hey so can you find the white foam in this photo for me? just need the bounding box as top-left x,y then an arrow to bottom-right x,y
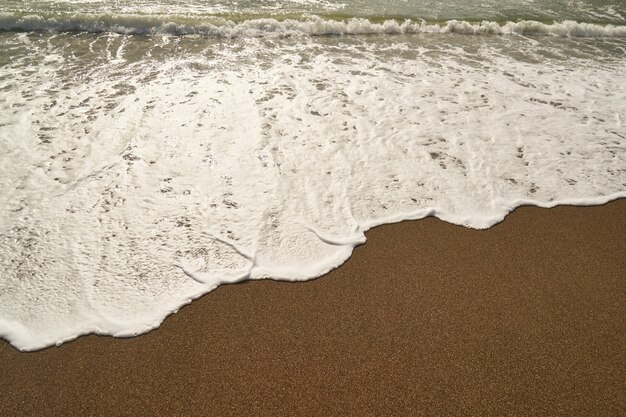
1,13 -> 626,38
0,33 -> 625,350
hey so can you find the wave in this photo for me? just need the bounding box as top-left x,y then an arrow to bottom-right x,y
1,13 -> 626,38
1,15 -> 625,350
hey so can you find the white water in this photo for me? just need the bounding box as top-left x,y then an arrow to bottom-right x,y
0,31 -> 625,350
2,13 -> 626,37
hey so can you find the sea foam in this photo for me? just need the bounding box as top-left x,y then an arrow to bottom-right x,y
0,32 -> 625,350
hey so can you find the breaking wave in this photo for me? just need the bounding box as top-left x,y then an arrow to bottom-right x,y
1,12 -> 626,38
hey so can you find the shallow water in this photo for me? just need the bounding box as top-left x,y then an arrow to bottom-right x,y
1,0 -> 625,350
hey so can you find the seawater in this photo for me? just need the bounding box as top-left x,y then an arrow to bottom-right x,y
1,0 -> 625,351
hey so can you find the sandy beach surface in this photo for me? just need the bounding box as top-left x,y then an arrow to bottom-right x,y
1,200 -> 624,416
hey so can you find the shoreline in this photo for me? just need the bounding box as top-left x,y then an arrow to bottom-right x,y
1,199 -> 625,416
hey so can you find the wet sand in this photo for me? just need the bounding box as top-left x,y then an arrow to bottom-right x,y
1,200 -> 625,416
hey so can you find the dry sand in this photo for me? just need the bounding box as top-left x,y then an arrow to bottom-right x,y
1,200 -> 625,416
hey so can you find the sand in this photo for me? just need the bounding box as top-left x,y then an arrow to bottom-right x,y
1,200 -> 625,416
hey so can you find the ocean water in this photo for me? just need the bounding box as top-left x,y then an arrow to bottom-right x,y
1,1 -> 625,351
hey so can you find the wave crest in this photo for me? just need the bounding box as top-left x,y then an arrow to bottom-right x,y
1,13 -> 626,38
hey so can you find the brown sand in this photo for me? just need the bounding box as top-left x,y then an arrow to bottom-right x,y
1,200 -> 625,416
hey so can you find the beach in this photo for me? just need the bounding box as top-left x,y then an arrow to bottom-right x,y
2,199 -> 624,416
1,1 -> 626,412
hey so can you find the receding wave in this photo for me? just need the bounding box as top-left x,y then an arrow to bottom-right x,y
1,12 -> 626,38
